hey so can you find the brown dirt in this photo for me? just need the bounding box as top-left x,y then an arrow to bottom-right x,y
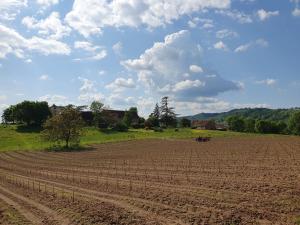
0,137 -> 300,225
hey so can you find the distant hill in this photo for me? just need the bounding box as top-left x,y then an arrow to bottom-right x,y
182,108 -> 300,122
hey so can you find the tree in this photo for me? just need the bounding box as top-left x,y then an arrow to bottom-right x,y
255,120 -> 278,134
123,107 -> 138,127
4,101 -> 51,127
226,116 -> 245,132
90,101 -> 104,114
90,101 -> 107,128
288,111 -> 300,135
2,105 -> 17,124
160,96 -> 177,127
180,118 -> 191,128
244,118 -> 256,133
145,116 -> 160,128
42,106 -> 84,148
152,103 -> 160,119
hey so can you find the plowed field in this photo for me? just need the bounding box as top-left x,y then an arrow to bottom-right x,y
0,137 -> 299,225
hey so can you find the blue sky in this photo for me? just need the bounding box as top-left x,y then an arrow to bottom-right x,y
0,0 -> 299,117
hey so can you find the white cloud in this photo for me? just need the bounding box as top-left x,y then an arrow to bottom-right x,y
188,17 -> 214,29
189,65 -> 203,73
174,98 -> 269,116
78,77 -> 104,103
292,8 -> 300,17
257,9 -> 279,21
39,74 -> 50,80
0,0 -> 27,20
112,41 -> 123,56
74,41 -> 107,61
0,24 -> 71,59
214,41 -> 228,51
122,30 -> 241,100
22,12 -> 71,40
38,94 -> 69,105
216,29 -> 238,39
36,0 -> 59,7
65,0 -> 231,37
216,10 -> 253,24
256,78 -> 277,86
235,39 -> 268,53
106,77 -> 136,91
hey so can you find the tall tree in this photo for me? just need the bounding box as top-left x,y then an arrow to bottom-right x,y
160,96 -> 177,127
152,103 -> 160,119
42,106 -> 84,148
288,111 -> 300,135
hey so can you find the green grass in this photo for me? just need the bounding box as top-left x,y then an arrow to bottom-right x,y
0,125 -> 251,152
295,216 -> 300,225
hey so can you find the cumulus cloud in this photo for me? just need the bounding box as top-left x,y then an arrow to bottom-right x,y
74,41 -> 107,61
216,29 -> 238,39
78,77 -> 104,103
22,12 -> 71,40
255,78 -> 277,86
214,41 -> 229,51
0,24 -> 70,59
175,98 -> 269,116
235,39 -> 268,53
257,9 -> 279,21
216,10 -> 253,24
292,8 -> 300,16
122,30 -> 241,101
112,41 -> 123,56
190,65 -> 203,73
38,94 -> 69,105
39,74 -> 50,80
0,0 -> 27,20
106,77 -> 136,91
65,0 -> 230,37
188,17 -> 214,29
36,0 -> 59,8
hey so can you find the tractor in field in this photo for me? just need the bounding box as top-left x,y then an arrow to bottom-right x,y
195,136 -> 211,142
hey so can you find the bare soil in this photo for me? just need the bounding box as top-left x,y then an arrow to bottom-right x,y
0,137 -> 299,225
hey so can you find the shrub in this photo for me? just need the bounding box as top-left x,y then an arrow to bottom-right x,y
112,122 -> 128,132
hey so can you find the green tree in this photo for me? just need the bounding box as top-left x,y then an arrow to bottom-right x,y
2,105 -> 17,124
180,118 -> 191,128
152,103 -> 160,119
160,96 -> 177,128
255,120 -> 278,134
42,106 -> 84,148
244,118 -> 256,133
11,101 -> 51,126
288,111 -> 300,135
90,101 -> 104,113
226,116 -> 245,132
123,107 -> 138,127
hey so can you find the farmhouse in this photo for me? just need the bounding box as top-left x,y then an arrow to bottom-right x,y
192,120 -> 228,131
50,105 -> 139,124
192,120 -> 216,130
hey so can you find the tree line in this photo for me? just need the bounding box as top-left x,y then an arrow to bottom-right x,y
226,112 -> 300,135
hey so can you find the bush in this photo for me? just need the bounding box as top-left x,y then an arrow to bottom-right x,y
112,122 -> 128,132
153,127 -> 163,132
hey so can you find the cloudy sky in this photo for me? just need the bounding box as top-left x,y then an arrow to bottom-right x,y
0,0 -> 299,117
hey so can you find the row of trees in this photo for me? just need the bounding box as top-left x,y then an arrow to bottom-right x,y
226,112 -> 300,135
2,101 -> 51,126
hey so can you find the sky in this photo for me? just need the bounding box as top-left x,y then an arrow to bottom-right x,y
0,0 -> 300,117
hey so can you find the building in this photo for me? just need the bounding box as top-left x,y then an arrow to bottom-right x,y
192,120 -> 216,130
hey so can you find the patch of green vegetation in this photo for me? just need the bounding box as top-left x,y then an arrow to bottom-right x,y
295,216 -> 300,225
0,125 -> 257,152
